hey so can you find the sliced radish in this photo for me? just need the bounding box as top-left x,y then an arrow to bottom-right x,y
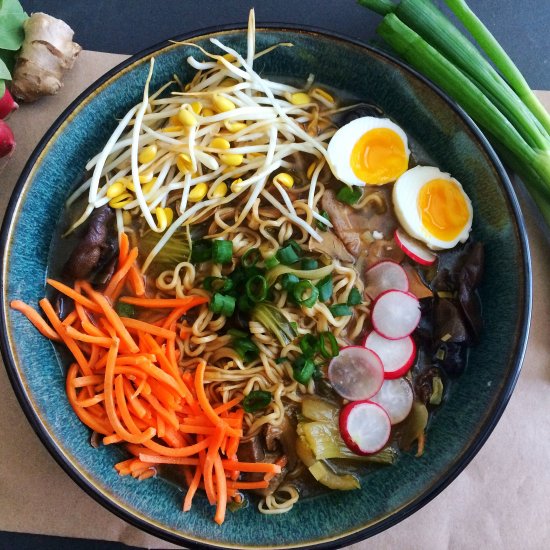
394,229 -> 437,266
339,401 -> 391,455
328,346 -> 384,401
370,378 -> 414,425
371,290 -> 421,340
365,260 -> 409,299
363,331 -> 416,378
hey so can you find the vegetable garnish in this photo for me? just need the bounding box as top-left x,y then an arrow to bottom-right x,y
358,0 -> 550,227
10,234 -> 280,525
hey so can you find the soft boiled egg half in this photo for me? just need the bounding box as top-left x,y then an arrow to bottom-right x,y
393,166 -> 473,250
327,117 -> 410,186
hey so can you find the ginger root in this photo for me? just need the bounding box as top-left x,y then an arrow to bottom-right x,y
11,12 -> 81,103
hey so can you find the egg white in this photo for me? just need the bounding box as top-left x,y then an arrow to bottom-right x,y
392,165 -> 473,250
327,117 -> 410,186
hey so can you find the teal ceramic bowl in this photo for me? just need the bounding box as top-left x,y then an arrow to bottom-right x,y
0,27 -> 531,549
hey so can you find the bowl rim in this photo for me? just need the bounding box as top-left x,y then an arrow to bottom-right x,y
0,22 -> 532,550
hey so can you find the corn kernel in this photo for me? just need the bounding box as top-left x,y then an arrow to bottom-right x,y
176,153 -> 193,173
311,87 -> 335,104
307,161 -> 317,180
289,92 -> 311,106
106,180 -> 127,199
169,115 -> 181,126
202,108 -> 215,117
273,172 -> 294,188
177,107 -> 197,126
188,183 -> 208,202
230,178 -> 244,193
138,144 -> 158,164
211,182 -> 228,198
109,192 -> 133,209
213,94 -> 236,113
139,171 -> 154,184
210,137 -> 231,150
219,153 -> 243,167
122,211 -> 132,225
190,101 -> 202,114
224,120 -> 247,133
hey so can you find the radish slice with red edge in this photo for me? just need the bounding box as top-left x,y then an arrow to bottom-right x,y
370,378 -> 413,425
363,331 -> 416,379
371,290 -> 421,340
328,346 -> 384,401
365,260 -> 409,299
339,401 -> 391,455
394,228 -> 437,266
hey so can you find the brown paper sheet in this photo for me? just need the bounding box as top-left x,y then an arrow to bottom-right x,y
1,50 -> 549,550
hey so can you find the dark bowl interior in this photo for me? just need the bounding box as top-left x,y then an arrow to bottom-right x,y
0,27 -> 530,549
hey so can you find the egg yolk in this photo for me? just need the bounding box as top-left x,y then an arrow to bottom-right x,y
350,128 -> 408,185
418,178 -> 470,241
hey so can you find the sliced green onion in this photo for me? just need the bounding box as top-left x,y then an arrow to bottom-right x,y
347,287 -> 363,306
212,240 -> 233,264
318,332 -> 339,359
243,390 -> 272,413
316,275 -> 333,302
227,328 -> 247,339
336,185 -> 362,205
292,280 -> 319,308
299,334 -> 318,358
283,239 -> 302,255
210,293 -> 236,317
191,239 -> 212,263
292,356 -> 316,385
275,356 -> 288,364
316,210 -> 330,231
277,244 -> 301,265
115,302 -> 135,318
301,258 -> 319,270
203,276 -> 234,293
329,303 -> 353,317
237,294 -> 254,312
281,273 -> 300,291
233,338 -> 260,363
264,255 -> 280,270
245,275 -> 268,303
242,248 -> 261,268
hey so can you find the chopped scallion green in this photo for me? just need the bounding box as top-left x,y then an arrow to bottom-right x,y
264,255 -> 280,270
210,293 -> 236,317
292,280 -> 319,308
347,287 -> 363,306
336,185 -> 362,205
115,302 -> 135,318
301,258 -> 319,270
233,338 -> 260,363
316,210 -> 330,231
243,390 -> 272,413
203,276 -> 234,293
292,356 -> 316,385
245,274 -> 268,303
318,332 -> 339,358
191,239 -> 212,263
212,240 -> 233,264
316,275 -> 333,302
329,303 -> 353,317
281,273 -> 300,291
277,244 -> 301,265
242,248 -> 261,268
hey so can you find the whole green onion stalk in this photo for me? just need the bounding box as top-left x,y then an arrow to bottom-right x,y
358,0 -> 550,226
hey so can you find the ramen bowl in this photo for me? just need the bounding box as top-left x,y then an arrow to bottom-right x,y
0,26 -> 531,549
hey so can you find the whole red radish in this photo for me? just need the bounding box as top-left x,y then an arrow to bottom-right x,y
0,89 -> 19,119
0,119 -> 15,157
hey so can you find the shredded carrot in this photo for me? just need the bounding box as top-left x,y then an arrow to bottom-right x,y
119,296 -> 209,309
10,247 -> 277,525
10,300 -> 62,342
46,279 -> 102,312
